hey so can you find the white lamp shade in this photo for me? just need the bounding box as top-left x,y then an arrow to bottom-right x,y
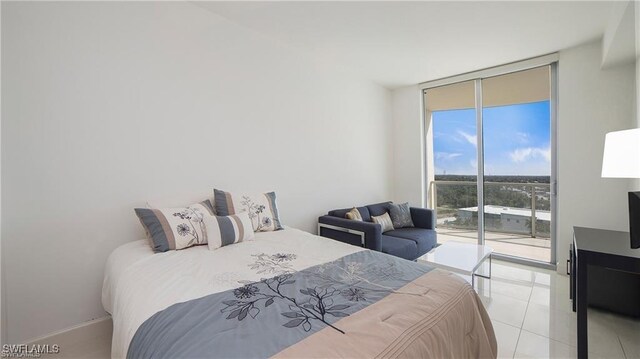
601,128 -> 640,178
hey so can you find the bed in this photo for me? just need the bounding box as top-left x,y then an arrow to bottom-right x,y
102,227 -> 497,358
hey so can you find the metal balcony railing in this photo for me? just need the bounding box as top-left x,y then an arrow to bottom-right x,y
429,180 -> 551,238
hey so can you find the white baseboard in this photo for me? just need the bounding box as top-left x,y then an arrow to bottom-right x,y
26,316 -> 112,349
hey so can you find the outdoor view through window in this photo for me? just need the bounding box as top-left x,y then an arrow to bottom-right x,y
427,66 -> 552,263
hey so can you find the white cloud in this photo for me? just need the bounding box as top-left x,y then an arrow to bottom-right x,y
539,147 -> 551,162
516,132 -> 530,144
509,146 -> 551,163
435,152 -> 462,161
458,130 -> 477,147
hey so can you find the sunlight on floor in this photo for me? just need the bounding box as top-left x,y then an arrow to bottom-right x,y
437,228 -> 551,263
475,260 -> 639,358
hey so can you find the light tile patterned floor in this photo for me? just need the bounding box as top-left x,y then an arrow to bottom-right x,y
477,260 -> 640,359
438,228 -> 551,263
51,260 -> 639,358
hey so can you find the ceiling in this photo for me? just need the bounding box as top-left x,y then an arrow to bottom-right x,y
196,1 -> 618,89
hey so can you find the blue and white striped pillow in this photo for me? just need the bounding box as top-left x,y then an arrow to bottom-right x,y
135,200 -> 215,252
214,189 -> 283,232
205,212 -> 255,251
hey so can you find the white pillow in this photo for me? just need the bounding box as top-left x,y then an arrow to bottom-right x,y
213,189 -> 283,232
135,200 -> 215,252
205,212 -> 255,251
345,207 -> 363,221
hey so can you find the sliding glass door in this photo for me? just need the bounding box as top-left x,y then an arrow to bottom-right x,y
425,81 -> 479,246
424,60 -> 556,266
481,67 -> 552,263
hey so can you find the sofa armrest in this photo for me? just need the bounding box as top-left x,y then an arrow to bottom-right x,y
318,216 -> 382,251
410,207 -> 435,230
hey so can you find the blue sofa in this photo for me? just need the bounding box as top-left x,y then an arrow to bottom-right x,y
318,201 -> 437,260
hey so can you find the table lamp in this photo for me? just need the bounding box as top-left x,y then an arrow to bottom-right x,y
601,128 -> 640,249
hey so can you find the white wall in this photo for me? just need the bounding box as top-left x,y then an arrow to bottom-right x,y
1,2 -> 392,343
390,40 -> 636,271
0,0 -> 4,346
634,59 -> 640,191
602,0 -> 636,69
635,1 -> 640,191
391,86 -> 424,206
556,41 -> 636,269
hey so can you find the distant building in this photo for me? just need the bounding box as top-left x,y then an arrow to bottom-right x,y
457,205 -> 551,236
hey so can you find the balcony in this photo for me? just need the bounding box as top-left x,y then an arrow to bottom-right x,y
430,180 -> 551,263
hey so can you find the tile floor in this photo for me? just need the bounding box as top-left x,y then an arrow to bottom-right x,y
438,227 -> 551,263
476,260 -> 640,358
51,260 -> 639,358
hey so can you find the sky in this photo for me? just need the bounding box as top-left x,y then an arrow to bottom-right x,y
432,101 -> 551,176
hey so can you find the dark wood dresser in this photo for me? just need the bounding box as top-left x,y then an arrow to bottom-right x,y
571,227 -> 640,358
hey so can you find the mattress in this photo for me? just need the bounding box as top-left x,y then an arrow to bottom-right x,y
103,227 -> 497,358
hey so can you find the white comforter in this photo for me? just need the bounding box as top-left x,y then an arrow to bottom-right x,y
102,228 -> 362,359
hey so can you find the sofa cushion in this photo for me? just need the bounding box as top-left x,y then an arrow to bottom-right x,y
389,202 -> 414,228
372,212 -> 394,233
381,235 -> 418,260
328,206 -> 371,222
384,227 -> 437,256
345,207 -> 363,221
366,201 -> 392,217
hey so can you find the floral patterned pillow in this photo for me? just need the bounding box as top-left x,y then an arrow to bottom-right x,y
135,200 -> 215,252
214,189 -> 283,232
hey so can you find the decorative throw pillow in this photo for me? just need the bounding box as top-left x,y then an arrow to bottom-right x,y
345,207 -> 363,221
389,202 -> 414,229
205,213 -> 255,251
372,212 -> 395,233
135,200 -> 215,252
214,189 -> 283,232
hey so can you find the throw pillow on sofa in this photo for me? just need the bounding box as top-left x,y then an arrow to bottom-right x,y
389,202 -> 414,228
345,207 -> 363,221
372,212 -> 394,233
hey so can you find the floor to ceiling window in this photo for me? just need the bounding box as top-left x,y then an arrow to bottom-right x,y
424,58 -> 557,266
